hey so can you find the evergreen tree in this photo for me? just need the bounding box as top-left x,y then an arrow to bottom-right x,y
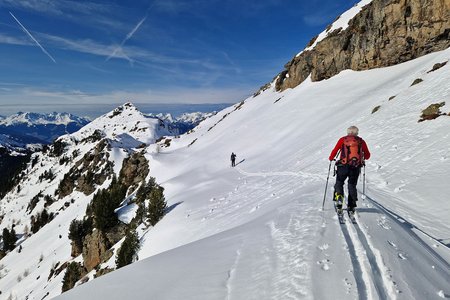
91,176 -> 126,231
147,186 -> 167,226
115,230 -> 140,268
61,262 -> 82,292
1,227 -> 17,251
135,177 -> 156,203
68,218 -> 93,254
2,228 -> 10,252
10,227 -> 17,249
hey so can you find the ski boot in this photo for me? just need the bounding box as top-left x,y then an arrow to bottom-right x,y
334,192 -> 344,215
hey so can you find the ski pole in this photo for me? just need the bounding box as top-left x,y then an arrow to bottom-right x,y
322,160 -> 333,210
362,164 -> 366,200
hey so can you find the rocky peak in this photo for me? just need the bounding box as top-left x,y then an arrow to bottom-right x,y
270,0 -> 450,92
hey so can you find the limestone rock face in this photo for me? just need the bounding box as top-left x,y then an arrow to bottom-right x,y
82,230 -> 109,272
119,151 -> 149,191
81,224 -> 127,272
274,0 -> 450,91
70,240 -> 83,258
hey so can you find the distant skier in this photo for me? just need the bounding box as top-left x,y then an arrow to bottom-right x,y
329,126 -> 370,213
231,152 -> 237,167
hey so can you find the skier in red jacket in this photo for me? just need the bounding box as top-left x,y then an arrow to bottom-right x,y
329,126 -> 370,213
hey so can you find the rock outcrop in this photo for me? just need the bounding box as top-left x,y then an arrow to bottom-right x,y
81,224 -> 127,272
119,151 -> 149,192
56,139 -> 114,198
273,0 -> 450,91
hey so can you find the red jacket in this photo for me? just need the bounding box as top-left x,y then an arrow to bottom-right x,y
329,136 -> 370,161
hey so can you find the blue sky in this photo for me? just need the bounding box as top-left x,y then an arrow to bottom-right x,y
0,0 -> 357,116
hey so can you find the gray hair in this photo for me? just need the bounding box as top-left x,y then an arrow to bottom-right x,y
347,126 -> 359,136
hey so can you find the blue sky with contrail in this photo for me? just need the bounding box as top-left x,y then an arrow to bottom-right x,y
9,11 -> 56,63
0,0 -> 357,116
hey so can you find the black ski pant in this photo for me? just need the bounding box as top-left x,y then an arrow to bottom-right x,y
334,165 -> 361,209
231,159 -> 235,167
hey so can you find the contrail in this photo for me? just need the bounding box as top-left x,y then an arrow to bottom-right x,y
105,0 -> 159,62
105,15 -> 147,62
9,12 -> 56,63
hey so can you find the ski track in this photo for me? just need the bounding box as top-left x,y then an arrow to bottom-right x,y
349,220 -> 391,300
234,166 -> 450,299
225,248 -> 242,300
339,222 -> 369,300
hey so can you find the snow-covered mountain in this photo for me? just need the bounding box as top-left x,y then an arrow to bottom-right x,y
0,112 -> 89,127
146,111 -> 216,134
0,112 -> 90,144
1,0 -> 450,299
0,103 -> 178,299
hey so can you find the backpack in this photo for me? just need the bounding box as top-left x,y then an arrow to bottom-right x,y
340,136 -> 363,167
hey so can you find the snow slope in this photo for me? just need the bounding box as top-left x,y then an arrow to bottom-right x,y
57,48 -> 450,300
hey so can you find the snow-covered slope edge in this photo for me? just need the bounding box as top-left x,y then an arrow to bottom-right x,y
57,49 -> 450,300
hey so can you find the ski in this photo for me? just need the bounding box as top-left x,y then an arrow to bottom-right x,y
347,210 -> 357,224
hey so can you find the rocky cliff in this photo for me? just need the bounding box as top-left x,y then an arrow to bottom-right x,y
274,0 -> 450,91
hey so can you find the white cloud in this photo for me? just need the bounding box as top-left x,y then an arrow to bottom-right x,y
0,86 -> 251,107
0,0 -> 111,16
0,32 -> 32,45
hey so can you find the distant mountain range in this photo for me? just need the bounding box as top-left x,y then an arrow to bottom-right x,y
0,112 -> 91,145
0,111 -> 214,150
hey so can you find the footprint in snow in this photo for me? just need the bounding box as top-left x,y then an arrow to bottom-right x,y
344,278 -> 352,294
210,197 -> 216,202
317,259 -> 331,271
387,240 -> 398,249
402,156 -> 411,161
250,205 -> 260,213
318,243 -> 329,251
377,216 -> 391,230
398,252 -> 407,260
394,185 -> 405,193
